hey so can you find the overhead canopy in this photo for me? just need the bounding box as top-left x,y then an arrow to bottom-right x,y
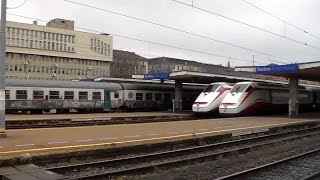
235,61 -> 320,82
169,71 -> 284,84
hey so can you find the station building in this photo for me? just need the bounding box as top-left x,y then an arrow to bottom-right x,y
5,18 -> 113,80
110,50 -> 149,78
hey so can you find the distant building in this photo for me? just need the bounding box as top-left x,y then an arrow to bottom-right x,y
148,57 -> 247,76
110,50 -> 148,78
5,19 -> 113,80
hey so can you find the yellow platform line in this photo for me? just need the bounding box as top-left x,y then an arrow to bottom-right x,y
0,120 -> 317,156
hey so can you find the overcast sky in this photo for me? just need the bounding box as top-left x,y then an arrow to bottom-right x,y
5,0 -> 320,67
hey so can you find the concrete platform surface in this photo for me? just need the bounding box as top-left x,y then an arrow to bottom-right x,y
6,112 -> 191,121
0,116 -> 318,156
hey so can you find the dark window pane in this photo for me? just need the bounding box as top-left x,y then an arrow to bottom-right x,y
33,90 -> 44,100
93,92 -> 101,100
16,90 -> 28,100
65,91 -> 74,100
49,91 -> 60,100
79,91 -> 88,100
136,93 -> 143,100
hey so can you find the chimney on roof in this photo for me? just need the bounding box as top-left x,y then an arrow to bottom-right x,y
33,21 -> 37,25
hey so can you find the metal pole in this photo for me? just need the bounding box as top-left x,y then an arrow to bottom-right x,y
0,0 -> 7,136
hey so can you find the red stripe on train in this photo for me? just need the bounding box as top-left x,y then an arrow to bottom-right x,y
239,88 -> 257,105
241,101 -> 270,113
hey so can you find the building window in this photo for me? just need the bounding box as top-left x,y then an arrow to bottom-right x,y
16,90 -> 28,100
92,92 -> 101,100
33,90 -> 44,100
136,93 -> 143,100
49,91 -> 60,100
64,91 -> 74,100
79,91 -> 88,100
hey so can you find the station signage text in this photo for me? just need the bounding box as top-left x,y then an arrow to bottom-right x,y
256,64 -> 299,74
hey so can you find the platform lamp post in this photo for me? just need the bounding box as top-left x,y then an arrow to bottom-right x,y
0,0 -> 7,137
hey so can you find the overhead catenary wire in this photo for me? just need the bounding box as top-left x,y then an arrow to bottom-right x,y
7,0 -> 27,9
63,0 -> 291,64
239,0 -> 320,42
7,13 -> 266,65
171,0 -> 320,51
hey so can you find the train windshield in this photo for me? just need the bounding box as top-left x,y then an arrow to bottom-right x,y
203,84 -> 221,93
230,84 -> 248,93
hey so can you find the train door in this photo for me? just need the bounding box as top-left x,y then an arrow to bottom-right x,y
104,90 -> 112,110
163,93 -> 172,110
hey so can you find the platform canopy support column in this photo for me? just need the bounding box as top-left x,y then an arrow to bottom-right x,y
289,76 -> 299,118
174,80 -> 183,112
0,0 -> 7,137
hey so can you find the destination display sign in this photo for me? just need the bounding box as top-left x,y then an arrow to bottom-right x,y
256,64 -> 299,74
144,73 -> 169,80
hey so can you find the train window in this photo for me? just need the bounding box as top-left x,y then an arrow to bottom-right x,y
136,93 -> 143,100
16,90 -> 28,100
155,93 -> 162,101
5,90 -> 10,100
128,92 -> 133,99
114,92 -> 119,99
92,92 -> 101,100
64,91 -> 74,100
146,93 -> 153,100
203,84 -> 220,92
49,91 -> 60,99
245,86 -> 253,92
230,84 -> 248,93
216,86 -> 226,93
164,93 -> 171,102
79,91 -> 88,100
33,90 -> 44,100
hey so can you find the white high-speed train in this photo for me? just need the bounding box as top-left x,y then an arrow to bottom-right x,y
219,82 -> 320,116
192,82 -> 232,114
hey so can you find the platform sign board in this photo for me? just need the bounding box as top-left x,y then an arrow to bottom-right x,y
144,73 -> 169,80
256,64 -> 299,74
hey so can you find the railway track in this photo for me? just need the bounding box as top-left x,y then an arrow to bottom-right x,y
217,148 -> 320,180
6,125 -> 315,179
1,125 -> 318,179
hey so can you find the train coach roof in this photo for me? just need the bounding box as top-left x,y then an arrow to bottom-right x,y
120,83 -> 204,91
5,79 -> 122,90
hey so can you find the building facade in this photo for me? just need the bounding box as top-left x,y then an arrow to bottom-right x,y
5,19 -> 113,80
110,50 -> 148,78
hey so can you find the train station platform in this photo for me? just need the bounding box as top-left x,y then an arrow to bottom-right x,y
6,112 -> 191,121
0,116 -> 318,158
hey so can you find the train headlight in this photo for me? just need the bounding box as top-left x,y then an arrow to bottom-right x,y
194,102 -> 208,105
